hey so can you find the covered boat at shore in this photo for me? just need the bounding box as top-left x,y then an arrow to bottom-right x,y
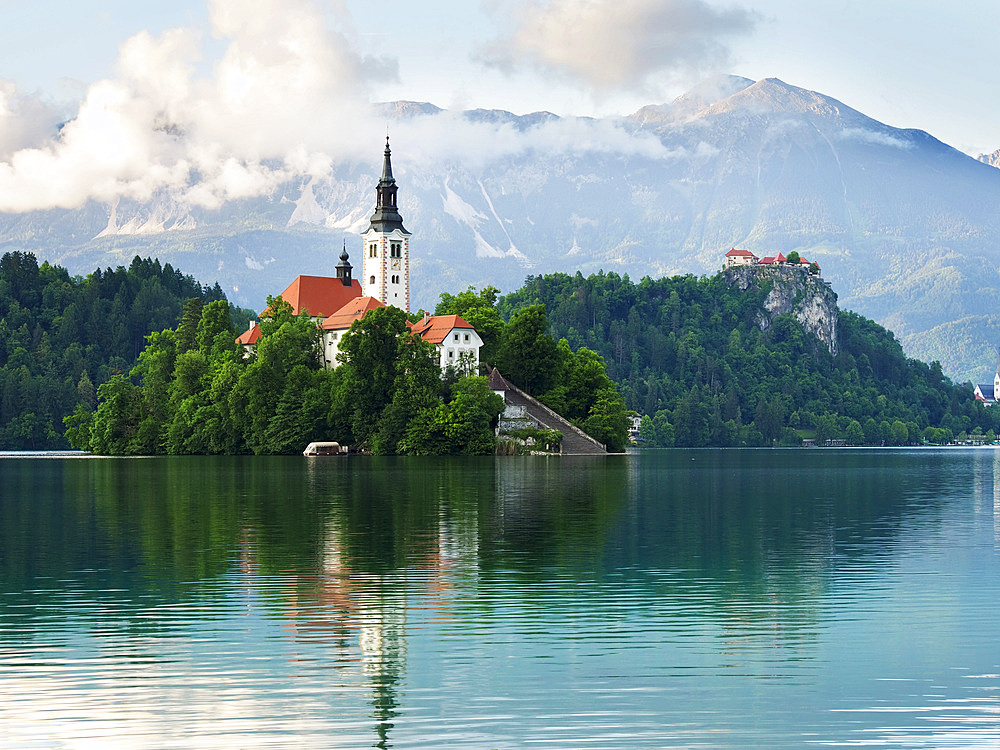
303,441 -> 347,456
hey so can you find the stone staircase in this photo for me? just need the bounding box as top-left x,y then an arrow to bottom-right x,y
490,369 -> 607,455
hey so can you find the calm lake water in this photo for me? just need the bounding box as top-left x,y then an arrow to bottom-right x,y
1,449 -> 999,749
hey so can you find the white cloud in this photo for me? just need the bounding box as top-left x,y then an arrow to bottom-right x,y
395,109 -> 676,174
0,80 -> 66,159
837,127 -> 914,150
0,0 -> 389,212
480,0 -> 757,95
0,0 -> 693,215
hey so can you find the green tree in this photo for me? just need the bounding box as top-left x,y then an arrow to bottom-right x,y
496,304 -> 559,396
435,285 -> 506,367
88,375 -> 145,454
400,376 -> 503,455
372,332 -> 441,454
845,419 -> 865,445
581,387 -> 630,452
673,386 -> 711,447
337,305 -> 412,447
754,396 -> 786,444
175,297 -> 204,352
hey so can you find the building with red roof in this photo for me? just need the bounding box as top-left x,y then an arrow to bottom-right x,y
724,247 -> 759,268
319,296 -> 387,367
733,248 -> 821,274
409,313 -> 484,374
235,322 -> 261,356
235,140 -> 484,375
262,244 -> 362,319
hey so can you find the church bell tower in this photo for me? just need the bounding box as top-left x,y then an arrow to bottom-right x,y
363,137 -> 411,312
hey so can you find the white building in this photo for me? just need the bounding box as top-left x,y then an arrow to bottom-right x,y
409,314 -> 484,375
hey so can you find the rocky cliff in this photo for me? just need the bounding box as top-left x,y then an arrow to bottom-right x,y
725,265 -> 839,355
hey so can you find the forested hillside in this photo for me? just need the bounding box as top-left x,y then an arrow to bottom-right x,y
499,271 -> 996,446
3,249 -> 990,452
64,283 -> 629,456
0,252 -> 237,450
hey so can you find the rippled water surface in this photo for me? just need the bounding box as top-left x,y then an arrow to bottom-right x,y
1,449 -> 999,748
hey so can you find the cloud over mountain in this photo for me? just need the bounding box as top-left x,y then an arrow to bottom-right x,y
480,0 -> 757,94
0,0 -> 388,212
0,0 -> 679,214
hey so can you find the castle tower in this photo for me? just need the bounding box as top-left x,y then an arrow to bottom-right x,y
362,137 -> 411,312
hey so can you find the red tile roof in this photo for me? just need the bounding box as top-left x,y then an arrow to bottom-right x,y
266,275 -> 362,318
409,314 -> 475,344
725,247 -> 757,258
235,324 -> 261,345
320,296 -> 386,330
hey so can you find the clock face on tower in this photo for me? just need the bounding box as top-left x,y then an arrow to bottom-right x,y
391,259 -> 401,270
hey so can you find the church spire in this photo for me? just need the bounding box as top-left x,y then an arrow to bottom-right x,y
362,137 -> 411,312
381,135 -> 394,181
368,136 -> 408,234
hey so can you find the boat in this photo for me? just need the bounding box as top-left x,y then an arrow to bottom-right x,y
303,441 -> 347,456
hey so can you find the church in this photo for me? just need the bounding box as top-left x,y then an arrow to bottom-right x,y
237,138 -> 483,373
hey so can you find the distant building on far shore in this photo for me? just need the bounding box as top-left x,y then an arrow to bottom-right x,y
973,357 -> 1000,405
724,247 -> 820,274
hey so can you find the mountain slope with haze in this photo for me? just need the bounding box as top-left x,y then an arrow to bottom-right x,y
3,76 -> 1000,382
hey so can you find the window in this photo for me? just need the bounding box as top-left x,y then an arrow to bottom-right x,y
453,333 -> 460,342
448,350 -> 454,358
369,275 -> 375,285
369,243 -> 378,258
331,333 -> 338,340
390,242 -> 401,258
464,333 -> 470,342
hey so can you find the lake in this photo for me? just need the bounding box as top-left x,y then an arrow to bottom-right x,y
1,449 -> 999,748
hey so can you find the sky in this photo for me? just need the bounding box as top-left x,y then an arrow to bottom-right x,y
1,0 -> 997,213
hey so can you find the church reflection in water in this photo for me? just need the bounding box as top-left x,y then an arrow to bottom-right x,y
261,455 -> 631,747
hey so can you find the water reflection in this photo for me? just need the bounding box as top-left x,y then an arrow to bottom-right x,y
1,450 -> 999,747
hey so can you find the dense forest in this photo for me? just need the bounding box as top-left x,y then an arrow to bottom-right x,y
4,249 -> 993,452
0,252 -> 243,450
63,287 -> 629,455
499,270 -> 998,447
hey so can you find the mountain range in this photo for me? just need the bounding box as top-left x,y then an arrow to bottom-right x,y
3,75 -> 1000,384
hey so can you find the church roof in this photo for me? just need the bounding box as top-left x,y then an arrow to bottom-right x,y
235,324 -> 261,345
409,314 -> 475,344
269,275 -> 362,318
320,296 -> 386,330
975,384 -> 996,401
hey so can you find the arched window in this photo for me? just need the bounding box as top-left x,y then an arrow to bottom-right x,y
369,275 -> 375,285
